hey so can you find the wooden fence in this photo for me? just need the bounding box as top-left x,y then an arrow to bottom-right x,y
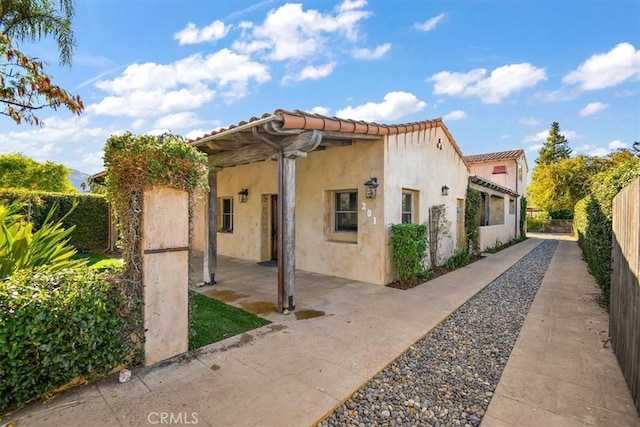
611,177 -> 640,413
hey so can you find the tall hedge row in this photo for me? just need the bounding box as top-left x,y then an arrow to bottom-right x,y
0,268 -> 133,410
573,155 -> 640,308
0,189 -> 109,252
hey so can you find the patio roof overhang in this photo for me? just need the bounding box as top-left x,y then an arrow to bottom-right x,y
469,174 -> 520,197
189,109 -> 462,169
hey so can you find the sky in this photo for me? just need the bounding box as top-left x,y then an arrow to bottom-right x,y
0,0 -> 639,175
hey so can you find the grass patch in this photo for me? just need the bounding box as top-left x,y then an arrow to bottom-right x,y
189,291 -> 270,350
73,253 -> 123,270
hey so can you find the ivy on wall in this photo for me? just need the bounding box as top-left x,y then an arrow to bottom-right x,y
465,187 -> 482,255
103,132 -> 209,358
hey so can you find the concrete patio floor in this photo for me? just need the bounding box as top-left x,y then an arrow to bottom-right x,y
1,235 -> 638,426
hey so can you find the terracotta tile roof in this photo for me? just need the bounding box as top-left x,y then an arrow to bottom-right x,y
190,109 -> 468,167
464,149 -> 524,163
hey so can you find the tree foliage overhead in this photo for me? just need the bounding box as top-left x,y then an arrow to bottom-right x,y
0,152 -> 76,192
536,121 -> 572,165
0,0 -> 83,125
0,0 -> 76,65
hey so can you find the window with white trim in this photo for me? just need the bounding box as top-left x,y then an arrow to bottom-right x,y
402,191 -> 415,223
219,197 -> 233,233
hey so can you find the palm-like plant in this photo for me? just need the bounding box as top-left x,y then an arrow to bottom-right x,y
0,0 -> 75,65
0,199 -> 87,278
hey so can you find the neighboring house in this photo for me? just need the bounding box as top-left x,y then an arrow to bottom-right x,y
190,109 -> 472,310
464,149 -> 529,248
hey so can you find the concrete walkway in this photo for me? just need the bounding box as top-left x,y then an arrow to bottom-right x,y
483,238 -> 639,426
1,236 -> 637,426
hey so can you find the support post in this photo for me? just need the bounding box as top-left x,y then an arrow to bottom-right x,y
204,167 -> 219,285
282,155 -> 296,311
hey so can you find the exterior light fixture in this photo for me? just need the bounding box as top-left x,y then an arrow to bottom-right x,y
441,185 -> 449,196
364,177 -> 378,199
238,188 -> 249,203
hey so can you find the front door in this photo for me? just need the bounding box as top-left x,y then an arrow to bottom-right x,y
271,194 -> 278,260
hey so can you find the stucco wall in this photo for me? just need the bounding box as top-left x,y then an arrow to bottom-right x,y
469,182 -> 518,250
383,128 -> 470,283
468,153 -> 528,196
295,140 -> 386,284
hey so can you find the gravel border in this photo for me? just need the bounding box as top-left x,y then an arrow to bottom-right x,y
319,239 -> 559,427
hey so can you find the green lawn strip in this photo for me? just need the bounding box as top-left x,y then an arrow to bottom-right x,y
72,253 -> 123,270
189,291 -> 270,350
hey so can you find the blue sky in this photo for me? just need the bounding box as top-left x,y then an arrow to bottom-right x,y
1,0 -> 639,175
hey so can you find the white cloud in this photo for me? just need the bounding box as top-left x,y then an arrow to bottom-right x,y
291,62 -> 337,82
89,50 -> 270,118
428,63 -> 546,103
563,42 -> 640,90
443,110 -> 467,121
524,128 -> 579,144
519,117 -> 540,126
174,20 -> 231,45
608,139 -> 628,150
527,144 -> 543,152
524,130 -> 549,143
352,43 -> 391,60
232,1 -> 371,61
336,91 -> 427,122
87,86 -> 217,118
415,13 -> 446,32
153,112 -> 204,130
96,50 -> 270,96
311,106 -> 331,115
0,115 -> 118,173
131,119 -> 146,130
579,102 -> 609,117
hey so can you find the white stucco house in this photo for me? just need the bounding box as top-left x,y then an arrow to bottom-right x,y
464,149 -> 529,249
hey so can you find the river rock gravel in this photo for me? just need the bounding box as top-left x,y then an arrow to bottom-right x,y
318,239 -> 558,427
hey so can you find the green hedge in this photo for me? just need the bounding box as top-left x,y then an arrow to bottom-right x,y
389,223 -> 429,286
465,187 -> 482,254
0,268 -> 132,410
0,189 -> 109,252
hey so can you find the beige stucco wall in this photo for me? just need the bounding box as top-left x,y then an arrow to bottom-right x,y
192,193 -> 206,253
383,128 -> 470,282
142,186 -> 189,366
469,182 -> 518,250
296,140 -> 386,284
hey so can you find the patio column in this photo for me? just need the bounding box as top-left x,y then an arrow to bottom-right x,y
203,165 -> 221,285
281,153 -> 297,311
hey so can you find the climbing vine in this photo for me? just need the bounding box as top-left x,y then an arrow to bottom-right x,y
429,204 -> 451,267
520,196 -> 527,236
465,187 -> 482,255
103,132 -> 208,359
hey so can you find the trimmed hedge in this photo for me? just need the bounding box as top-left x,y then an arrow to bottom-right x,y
0,189 -> 109,252
389,223 -> 429,287
465,187 -> 482,255
0,268 -> 132,410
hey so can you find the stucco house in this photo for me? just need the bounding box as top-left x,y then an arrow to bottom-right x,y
190,109 -> 475,311
464,149 -> 528,249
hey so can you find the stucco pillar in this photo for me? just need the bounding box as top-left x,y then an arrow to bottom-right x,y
142,186 -> 189,365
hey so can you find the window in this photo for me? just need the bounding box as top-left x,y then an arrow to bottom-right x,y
518,163 -> 523,181
334,191 -> 358,232
219,197 -> 233,233
402,191 -> 413,223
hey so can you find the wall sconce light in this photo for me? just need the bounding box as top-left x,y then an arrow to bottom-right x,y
238,188 -> 249,203
441,185 -> 449,196
364,177 -> 378,199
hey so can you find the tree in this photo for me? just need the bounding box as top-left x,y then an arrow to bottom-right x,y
0,153 -> 76,192
528,155 -> 608,214
1,0 -> 75,65
0,0 -> 83,125
536,121 -> 572,165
